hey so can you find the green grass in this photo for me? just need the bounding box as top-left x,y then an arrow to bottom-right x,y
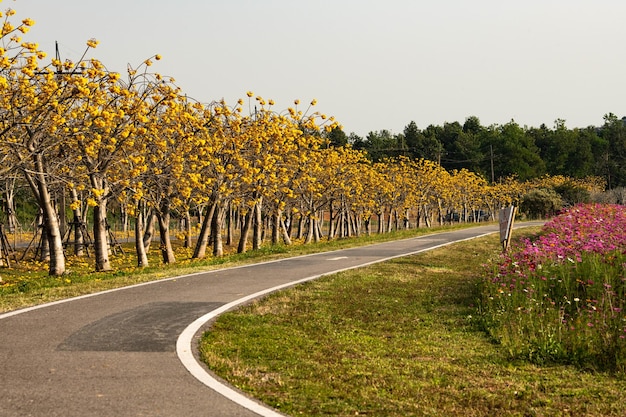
0,223 -> 475,313
200,231 -> 626,417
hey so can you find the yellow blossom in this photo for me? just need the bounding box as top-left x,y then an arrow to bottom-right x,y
2,22 -> 14,36
91,188 -> 105,198
86,38 -> 99,48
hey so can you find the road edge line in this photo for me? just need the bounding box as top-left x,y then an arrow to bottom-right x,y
176,231 -> 496,417
0,229 -> 465,321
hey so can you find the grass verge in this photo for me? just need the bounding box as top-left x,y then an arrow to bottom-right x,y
200,231 -> 626,417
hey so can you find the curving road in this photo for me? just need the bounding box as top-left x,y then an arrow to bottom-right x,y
0,223 -> 540,417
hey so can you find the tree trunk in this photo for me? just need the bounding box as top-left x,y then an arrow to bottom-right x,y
338,208 -> 345,239
121,204 -> 129,235
226,203 -> 233,246
328,199 -> 335,240
314,216 -> 321,243
212,202 -> 225,257
252,200 -> 263,250
423,205 -> 432,227
192,201 -> 216,259
304,215 -> 313,244
70,188 -> 85,256
39,218 -> 50,262
377,211 -> 384,234
417,206 -> 422,228
183,210 -> 193,248
278,209 -> 292,245
437,199 -> 444,226
3,177 -> 19,233
262,214 -> 268,242
157,202 -> 176,264
296,214 -> 304,239
285,212 -> 293,238
88,171 -> 112,272
32,154 -> 65,275
237,209 -> 253,253
142,209 -> 156,252
271,210 -> 279,245
350,212 -> 360,237
135,203 -> 149,267
58,189 -> 67,239
92,200 -> 112,272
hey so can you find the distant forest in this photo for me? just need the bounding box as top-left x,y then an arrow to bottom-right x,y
328,113 -> 626,188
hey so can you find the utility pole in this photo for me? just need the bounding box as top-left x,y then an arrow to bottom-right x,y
490,144 -> 495,184
48,42 -> 83,244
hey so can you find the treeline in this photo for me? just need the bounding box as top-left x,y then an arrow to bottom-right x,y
331,115 -> 626,188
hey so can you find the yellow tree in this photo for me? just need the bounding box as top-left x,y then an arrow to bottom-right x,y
321,146 -> 370,239
345,160 -> 379,236
382,156 -> 447,230
369,161 -> 395,234
60,53 -> 169,271
190,99 -> 248,258
286,100 -> 338,243
0,7 -> 32,177
228,96 -> 285,252
262,114 -> 302,247
374,158 -> 410,232
429,165 -> 454,226
483,175 -> 524,219
235,99 -> 308,249
138,90 -> 207,264
449,169 -> 488,222
527,174 -> 606,195
235,97 -> 340,247
403,158 -> 447,227
0,10 -> 78,275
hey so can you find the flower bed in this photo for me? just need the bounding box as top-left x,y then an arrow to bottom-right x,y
480,204 -> 626,372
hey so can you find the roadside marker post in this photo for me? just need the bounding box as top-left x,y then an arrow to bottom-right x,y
499,206 -> 517,252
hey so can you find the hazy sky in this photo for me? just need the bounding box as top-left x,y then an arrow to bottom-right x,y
9,0 -> 626,136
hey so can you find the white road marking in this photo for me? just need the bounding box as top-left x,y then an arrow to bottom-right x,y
327,256 -> 348,261
177,230 -> 498,417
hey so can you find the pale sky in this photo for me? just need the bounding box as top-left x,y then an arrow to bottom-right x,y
9,0 -> 626,136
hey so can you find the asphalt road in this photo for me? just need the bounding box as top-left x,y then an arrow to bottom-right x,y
0,223 -> 541,417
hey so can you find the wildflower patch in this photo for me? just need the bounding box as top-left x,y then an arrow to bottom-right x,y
480,203 -> 626,373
